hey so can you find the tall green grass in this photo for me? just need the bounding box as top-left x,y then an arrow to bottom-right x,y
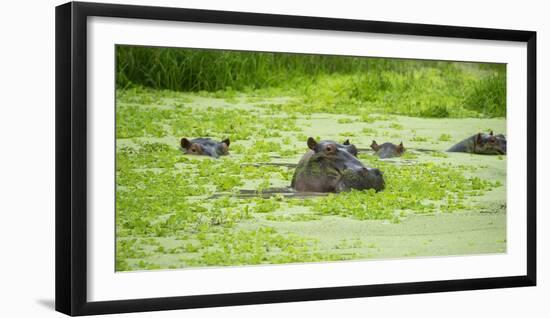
116,45 -> 506,118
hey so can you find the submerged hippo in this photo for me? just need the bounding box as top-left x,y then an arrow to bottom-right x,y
180,137 -> 230,158
447,131 -> 506,155
291,137 -> 385,193
340,139 -> 359,157
370,141 -> 405,158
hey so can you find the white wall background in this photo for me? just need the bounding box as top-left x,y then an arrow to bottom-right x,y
0,0 -> 546,317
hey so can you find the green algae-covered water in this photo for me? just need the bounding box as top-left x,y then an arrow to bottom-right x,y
115,91 -> 506,271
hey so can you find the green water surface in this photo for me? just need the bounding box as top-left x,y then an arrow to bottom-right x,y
115,91 -> 506,271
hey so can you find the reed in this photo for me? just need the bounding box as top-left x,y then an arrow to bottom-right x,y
116,45 -> 506,118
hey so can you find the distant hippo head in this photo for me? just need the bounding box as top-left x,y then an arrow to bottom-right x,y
291,137 -> 385,193
341,139 -> 359,157
474,131 -> 506,155
370,140 -> 405,158
447,131 -> 506,155
180,137 -> 230,158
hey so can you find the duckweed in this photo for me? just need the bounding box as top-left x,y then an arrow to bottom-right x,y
115,69 -> 506,271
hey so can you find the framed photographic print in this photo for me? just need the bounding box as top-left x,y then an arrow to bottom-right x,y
55,1 -> 536,316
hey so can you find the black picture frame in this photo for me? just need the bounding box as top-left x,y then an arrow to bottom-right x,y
55,1 -> 537,316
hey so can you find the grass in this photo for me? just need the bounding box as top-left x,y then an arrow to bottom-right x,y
117,46 -> 506,118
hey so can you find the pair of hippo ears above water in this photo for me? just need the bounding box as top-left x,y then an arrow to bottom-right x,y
306,137 -> 357,154
475,131 -> 503,143
370,140 -> 404,149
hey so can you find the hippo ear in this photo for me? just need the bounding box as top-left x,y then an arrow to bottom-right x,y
370,140 -> 379,151
398,142 -> 405,152
221,138 -> 230,147
307,137 -> 317,150
343,139 -> 350,145
476,133 -> 483,144
489,130 -> 494,136
181,138 -> 192,149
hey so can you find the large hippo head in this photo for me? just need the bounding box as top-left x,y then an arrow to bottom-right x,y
291,137 -> 385,193
180,137 -> 230,158
474,131 -> 506,155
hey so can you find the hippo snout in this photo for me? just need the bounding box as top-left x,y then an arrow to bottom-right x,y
364,168 -> 385,191
338,166 -> 385,192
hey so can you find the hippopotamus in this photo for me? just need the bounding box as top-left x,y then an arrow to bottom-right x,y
180,137 -> 230,158
370,141 -> 405,158
340,139 -> 359,157
447,131 -> 506,155
291,137 -> 385,193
